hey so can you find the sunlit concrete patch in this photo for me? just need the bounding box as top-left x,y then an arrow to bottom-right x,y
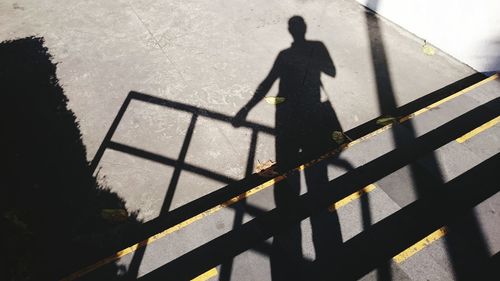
182,116 -> 260,181
110,98 -> 194,160
168,170 -> 235,212
465,75 -> 500,107
456,116 -> 500,143
394,236 -> 455,281
243,180 -> 279,217
402,91 -> 497,140
393,227 -> 448,263
417,139 -> 486,183
456,116 -> 500,163
224,238 -> 274,281
252,132 -> 277,170
335,186 -> 400,242
473,192 -> 500,257
358,262 -> 412,281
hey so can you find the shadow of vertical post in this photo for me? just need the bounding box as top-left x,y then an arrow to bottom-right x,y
364,1 -> 490,279
365,0 -> 418,281
161,114 -> 199,214
90,95 -> 133,173
219,129 -> 258,281
124,113 -> 199,280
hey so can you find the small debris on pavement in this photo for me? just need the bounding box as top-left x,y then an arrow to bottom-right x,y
332,131 -> 353,145
376,116 -> 397,126
332,131 -> 346,144
255,160 -> 279,177
422,41 -> 436,55
101,209 -> 128,222
265,96 -> 285,105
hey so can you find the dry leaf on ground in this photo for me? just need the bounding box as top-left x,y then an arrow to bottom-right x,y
265,96 -> 286,105
255,160 -> 279,177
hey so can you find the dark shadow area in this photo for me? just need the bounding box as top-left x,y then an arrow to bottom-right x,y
0,37 -> 140,281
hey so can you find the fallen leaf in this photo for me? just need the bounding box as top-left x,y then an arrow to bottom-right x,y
422,42 -> 436,56
101,209 -> 128,222
376,116 -> 397,126
265,96 -> 285,105
255,160 -> 279,177
331,131 -> 346,144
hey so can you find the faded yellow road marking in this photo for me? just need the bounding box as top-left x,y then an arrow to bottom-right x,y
329,184 -> 377,212
192,268 -> 218,281
456,116 -> 500,143
393,227 -> 448,263
344,73 -> 495,146
399,73 -> 498,123
63,74 -> 496,281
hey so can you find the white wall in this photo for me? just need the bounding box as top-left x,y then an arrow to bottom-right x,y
357,0 -> 500,72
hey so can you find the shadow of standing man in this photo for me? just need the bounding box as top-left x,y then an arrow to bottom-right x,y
233,16 -> 344,280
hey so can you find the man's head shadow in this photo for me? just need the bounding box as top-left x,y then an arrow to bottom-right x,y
288,15 -> 307,43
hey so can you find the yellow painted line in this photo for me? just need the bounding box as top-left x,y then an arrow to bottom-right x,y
393,227 -> 448,263
351,74 -> 498,146
192,268 -> 218,281
399,73 -> 498,123
456,116 -> 500,143
63,74 -> 495,280
328,184 -> 377,212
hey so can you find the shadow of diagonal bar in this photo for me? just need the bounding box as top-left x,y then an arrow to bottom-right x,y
138,97 -> 499,281
129,91 -> 275,135
106,140 -> 237,184
161,114 -> 198,214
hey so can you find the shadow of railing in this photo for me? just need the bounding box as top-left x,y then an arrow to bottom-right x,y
89,90 -> 277,279
91,91 -> 275,182
73,71 -> 490,280
138,96 -> 500,280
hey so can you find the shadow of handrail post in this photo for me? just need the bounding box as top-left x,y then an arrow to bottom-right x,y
364,0 -> 490,279
219,128 -> 258,281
